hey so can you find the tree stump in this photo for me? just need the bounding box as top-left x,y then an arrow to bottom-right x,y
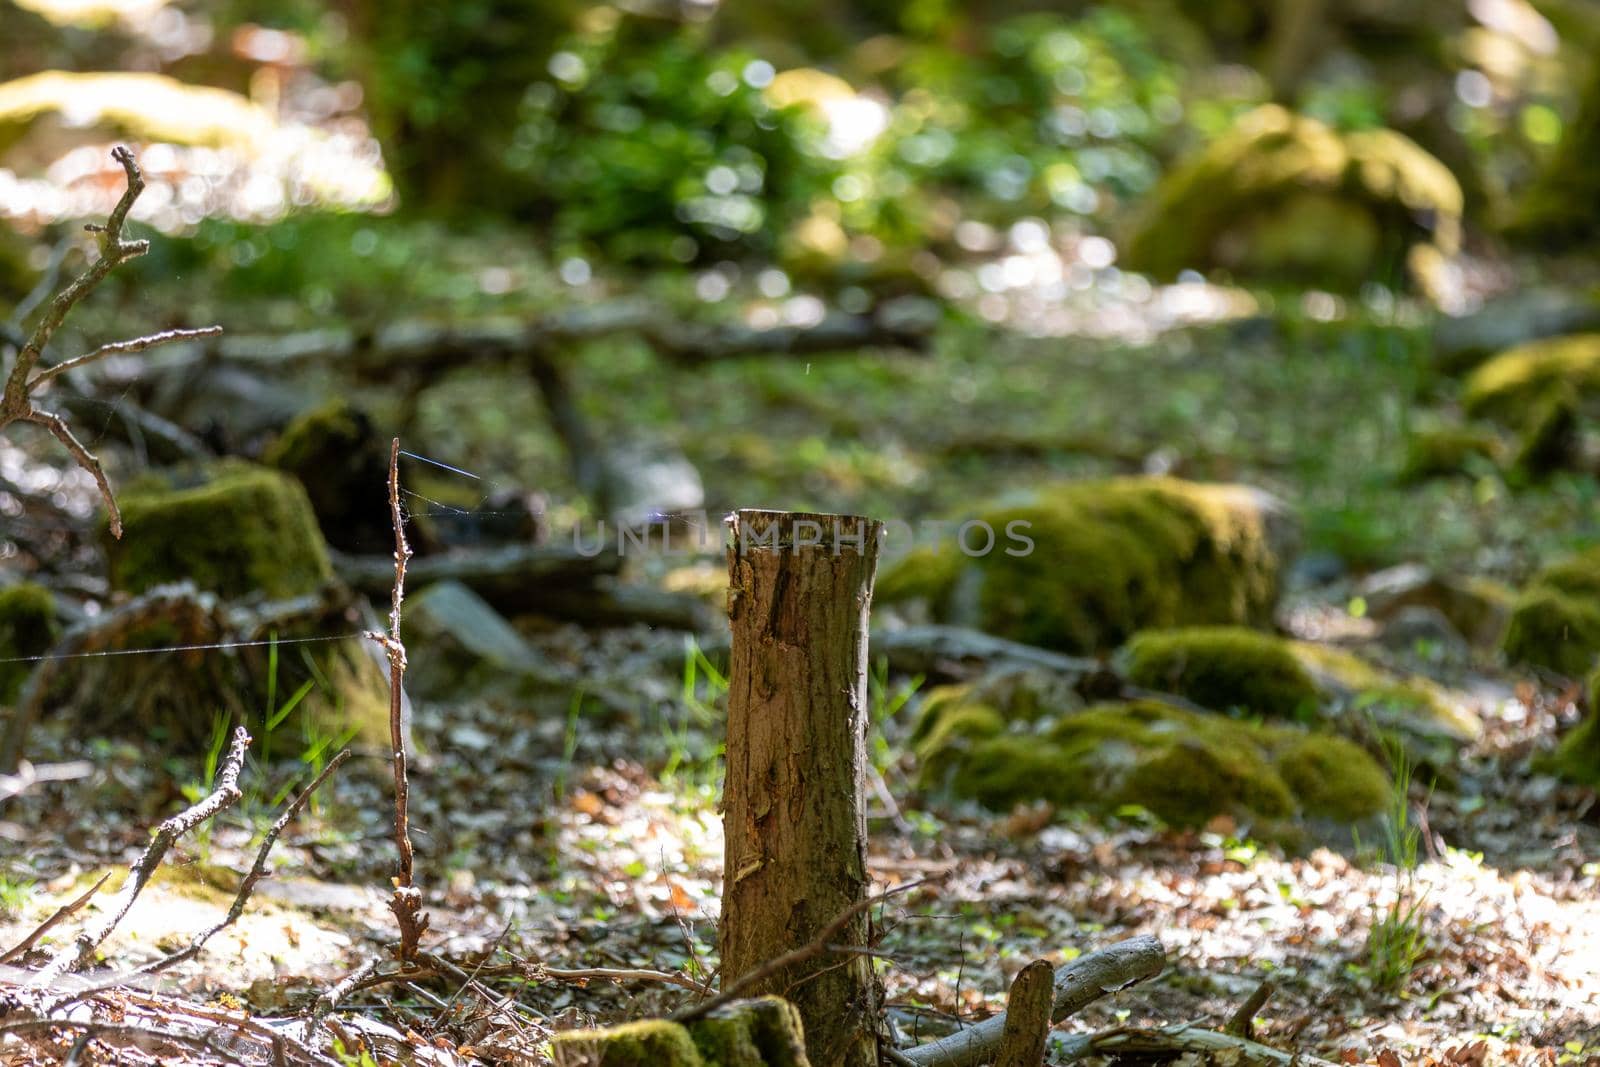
720,509 -> 884,1067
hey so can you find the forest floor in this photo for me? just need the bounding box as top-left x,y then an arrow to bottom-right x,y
4,285 -> 1600,1065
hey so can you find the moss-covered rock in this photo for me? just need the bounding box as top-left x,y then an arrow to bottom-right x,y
1462,333 -> 1600,431
1354,564 -> 1514,648
0,583 -> 57,704
549,1000 -> 809,1067
915,691 -> 1389,831
108,464 -> 333,600
264,400 -> 393,553
1511,387 -> 1582,477
1121,105 -> 1462,293
1398,424 -> 1504,483
1291,642 -> 1482,746
1502,547 -> 1600,677
1537,665 -> 1600,787
549,1019 -> 704,1067
1122,626 -> 1320,718
879,477 -> 1292,655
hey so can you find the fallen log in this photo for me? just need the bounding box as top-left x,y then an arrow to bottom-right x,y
899,935 -> 1165,1067
1050,1023 -> 1340,1067
330,543 -> 621,607
872,624 -> 1099,680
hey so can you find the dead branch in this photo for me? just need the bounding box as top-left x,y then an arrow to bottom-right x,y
1049,1023 -> 1339,1067
53,749 -> 352,1006
1226,978 -> 1275,1039
0,146 -> 222,540
0,759 -> 93,804
311,955 -> 381,1035
0,873 -> 110,965
27,726 -> 251,990
367,437 -> 428,961
534,964 -> 713,996
673,877 -> 934,1026
899,935 -> 1165,1067
994,960 -> 1054,1067
332,542 -> 620,603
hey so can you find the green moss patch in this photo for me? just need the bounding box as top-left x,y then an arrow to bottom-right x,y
549,1003 -> 808,1067
1122,626 -> 1319,718
108,463 -> 333,600
879,476 -> 1291,655
1462,333 -> 1600,431
550,1019 -> 704,1066
1398,424 -> 1504,483
0,583 -> 58,704
915,692 -> 1388,831
1503,547 -> 1600,677
1121,105 -> 1461,293
264,400 -> 393,552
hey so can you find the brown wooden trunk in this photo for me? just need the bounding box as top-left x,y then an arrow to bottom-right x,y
720,509 -> 883,1067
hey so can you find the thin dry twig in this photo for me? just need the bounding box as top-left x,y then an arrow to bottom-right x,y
53,750 -> 352,1006
0,146 -> 221,540
0,873 -> 111,965
27,727 -> 250,990
365,436 -> 428,961
28,325 -> 224,392
673,877 -> 935,1025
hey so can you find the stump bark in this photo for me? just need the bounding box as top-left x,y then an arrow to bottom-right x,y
720,509 -> 884,1067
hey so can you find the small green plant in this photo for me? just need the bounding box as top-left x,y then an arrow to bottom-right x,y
1355,731 -> 1430,991
179,709 -> 235,862
553,688 -> 587,805
661,637 -> 728,789
0,875 -> 35,918
868,657 -> 922,772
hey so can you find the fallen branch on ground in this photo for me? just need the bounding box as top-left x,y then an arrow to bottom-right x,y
27,726 -> 251,991
1050,1022 -> 1340,1067
52,749 -> 351,1007
898,934 -> 1165,1067
673,876 -> 936,1026
0,873 -> 110,965
994,960 -> 1054,1067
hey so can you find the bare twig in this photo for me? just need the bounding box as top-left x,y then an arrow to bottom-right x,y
0,873 -> 111,965
27,727 -> 251,990
29,326 -> 224,392
0,146 -> 221,540
365,436 -> 427,961
1225,978 -> 1275,1039
535,964 -> 713,996
53,750 -> 351,1006
310,955 -> 381,1035
673,877 -> 933,1025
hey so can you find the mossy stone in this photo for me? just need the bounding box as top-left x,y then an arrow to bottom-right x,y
1503,548 -> 1600,677
915,691 -> 1388,831
264,400 -> 392,552
1511,388 -> 1582,477
1273,732 -> 1391,822
1290,642 -> 1481,743
108,464 -> 333,600
1536,664 -> 1600,787
1121,105 -> 1461,292
1122,626 -> 1320,718
0,583 -> 57,704
1398,425 -> 1504,483
549,1020 -> 703,1067
1462,334 -> 1600,431
880,477 -> 1290,655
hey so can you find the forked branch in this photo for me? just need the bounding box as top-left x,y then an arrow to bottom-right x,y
0,146 -> 222,538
